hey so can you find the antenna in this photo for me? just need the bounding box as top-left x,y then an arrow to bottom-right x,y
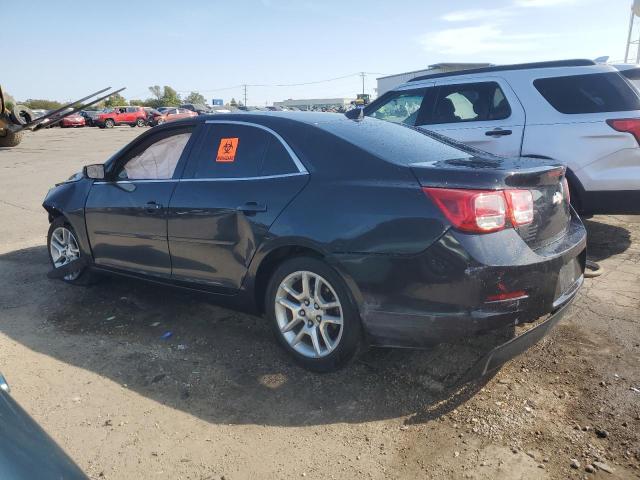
625,1 -> 640,63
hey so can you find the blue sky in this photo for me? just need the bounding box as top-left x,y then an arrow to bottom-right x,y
3,0 -> 633,105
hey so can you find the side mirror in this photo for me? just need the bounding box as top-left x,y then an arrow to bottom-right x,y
83,164 -> 105,180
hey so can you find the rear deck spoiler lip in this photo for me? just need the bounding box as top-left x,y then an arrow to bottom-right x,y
409,160 -> 566,190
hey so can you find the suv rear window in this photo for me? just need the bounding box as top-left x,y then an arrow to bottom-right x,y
534,72 -> 640,114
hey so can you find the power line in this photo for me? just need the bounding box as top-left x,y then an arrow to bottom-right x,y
175,72 -> 389,93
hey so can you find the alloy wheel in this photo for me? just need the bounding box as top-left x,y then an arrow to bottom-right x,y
49,226 -> 81,281
275,270 -> 344,358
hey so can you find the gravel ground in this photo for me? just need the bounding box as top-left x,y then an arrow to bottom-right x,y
0,127 -> 639,479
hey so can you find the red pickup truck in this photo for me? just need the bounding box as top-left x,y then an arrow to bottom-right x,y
95,106 -> 147,128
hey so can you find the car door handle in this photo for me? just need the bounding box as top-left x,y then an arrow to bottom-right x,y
485,128 -> 512,137
145,201 -> 163,213
237,202 -> 267,215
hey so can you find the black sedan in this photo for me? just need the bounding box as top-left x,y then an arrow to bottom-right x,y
43,113 -> 586,373
0,374 -> 87,479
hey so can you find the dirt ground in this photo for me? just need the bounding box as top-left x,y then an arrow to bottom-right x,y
0,127 -> 639,480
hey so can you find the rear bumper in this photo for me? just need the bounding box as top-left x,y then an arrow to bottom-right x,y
460,290 -> 578,380
334,212 -> 586,349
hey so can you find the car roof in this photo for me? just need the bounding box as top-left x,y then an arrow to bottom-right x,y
407,59 -> 596,83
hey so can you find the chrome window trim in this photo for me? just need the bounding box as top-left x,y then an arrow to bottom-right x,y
204,119 -> 308,174
92,172 -> 307,185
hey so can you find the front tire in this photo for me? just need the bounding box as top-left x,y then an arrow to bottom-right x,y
266,256 -> 362,372
136,118 -> 146,127
104,119 -> 115,129
0,130 -> 23,147
47,218 -> 95,285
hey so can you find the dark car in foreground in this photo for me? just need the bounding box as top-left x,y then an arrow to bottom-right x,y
42,113 -> 586,373
0,373 -> 87,479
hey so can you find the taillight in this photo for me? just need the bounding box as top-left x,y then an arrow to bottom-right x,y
504,189 -> 534,226
424,187 -> 534,234
607,118 -> 640,145
424,188 -> 506,233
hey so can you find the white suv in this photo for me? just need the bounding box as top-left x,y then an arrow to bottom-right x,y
360,59 -> 640,214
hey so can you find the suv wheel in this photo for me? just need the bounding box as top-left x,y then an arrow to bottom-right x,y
266,256 -> 362,372
104,118 -> 115,128
136,118 -> 146,127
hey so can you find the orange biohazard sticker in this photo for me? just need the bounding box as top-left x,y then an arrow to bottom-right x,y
216,137 -> 239,162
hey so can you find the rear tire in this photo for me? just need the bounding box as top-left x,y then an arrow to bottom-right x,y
0,130 -> 24,147
104,119 -> 115,129
266,256 -> 362,372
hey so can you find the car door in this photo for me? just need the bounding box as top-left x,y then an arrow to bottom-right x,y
418,78 -> 525,157
85,125 -> 195,276
168,120 -> 309,291
125,107 -> 137,123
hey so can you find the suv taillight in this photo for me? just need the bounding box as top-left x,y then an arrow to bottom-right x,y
423,187 -> 534,234
606,118 -> 640,145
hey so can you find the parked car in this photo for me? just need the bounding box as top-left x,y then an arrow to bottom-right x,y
43,113 -> 586,373
30,109 -> 48,119
60,112 -> 86,128
357,59 -> 640,215
143,107 -> 160,121
79,110 -> 102,127
180,103 -> 211,115
0,373 -> 87,479
149,107 -> 197,126
94,106 -> 147,128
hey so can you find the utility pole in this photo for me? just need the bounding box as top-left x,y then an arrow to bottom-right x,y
242,84 -> 247,107
360,72 -> 366,95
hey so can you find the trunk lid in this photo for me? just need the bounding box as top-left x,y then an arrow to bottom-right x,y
411,155 -> 571,249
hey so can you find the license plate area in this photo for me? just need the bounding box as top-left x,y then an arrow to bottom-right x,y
555,257 -> 582,299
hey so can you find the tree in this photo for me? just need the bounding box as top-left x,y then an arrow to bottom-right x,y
185,91 -> 206,105
104,93 -> 128,108
148,85 -> 163,101
23,99 -> 63,110
146,85 -> 181,108
229,98 -> 238,107
3,90 -> 16,110
161,86 -> 181,106
128,99 -> 145,106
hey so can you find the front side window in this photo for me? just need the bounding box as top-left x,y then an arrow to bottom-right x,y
534,72 -> 640,114
368,89 -> 427,126
428,82 -> 511,125
118,131 -> 192,180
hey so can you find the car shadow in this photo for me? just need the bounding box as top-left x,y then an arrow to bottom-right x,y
0,245 -> 510,427
583,217 -> 632,262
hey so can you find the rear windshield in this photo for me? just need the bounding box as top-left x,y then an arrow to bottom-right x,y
533,72 -> 640,114
620,68 -> 640,93
318,118 -> 473,166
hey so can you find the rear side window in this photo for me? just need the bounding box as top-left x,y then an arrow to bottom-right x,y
368,89 -> 427,126
184,124 -> 271,179
534,72 -> 640,114
425,82 -> 511,125
260,137 -> 297,176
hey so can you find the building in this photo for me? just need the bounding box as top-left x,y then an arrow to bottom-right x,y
376,63 -> 493,96
273,97 -> 355,110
